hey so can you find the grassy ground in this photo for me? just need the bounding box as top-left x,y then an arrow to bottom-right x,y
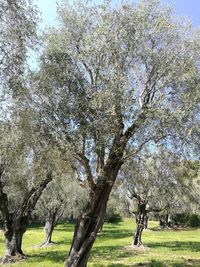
0,218 -> 200,266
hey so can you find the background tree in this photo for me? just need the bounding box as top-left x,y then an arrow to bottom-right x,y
0,2 -> 39,261
0,121 -> 56,263
122,149 -> 200,246
35,172 -> 88,247
31,0 -> 200,265
0,0 -> 38,102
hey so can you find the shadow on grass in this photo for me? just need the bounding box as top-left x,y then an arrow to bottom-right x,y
28,223 -> 75,232
149,226 -> 200,232
91,245 -> 137,261
92,264 -> 130,267
171,259 -> 200,267
99,228 -> 133,240
147,241 -> 200,252
30,245 -> 133,265
53,223 -> 75,232
30,250 -> 66,263
147,259 -> 200,267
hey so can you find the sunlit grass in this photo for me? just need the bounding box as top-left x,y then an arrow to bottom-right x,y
0,218 -> 200,266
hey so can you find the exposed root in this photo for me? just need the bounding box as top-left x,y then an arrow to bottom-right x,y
40,241 -> 58,248
1,254 -> 26,264
124,244 -> 149,251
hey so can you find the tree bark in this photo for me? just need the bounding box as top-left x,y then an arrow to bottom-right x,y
2,226 -> 26,263
1,173 -> 52,263
65,183 -> 113,267
14,230 -> 25,255
133,200 -> 148,246
41,217 -> 56,246
65,109 -> 147,266
159,213 -> 171,228
4,226 -> 15,258
13,219 -> 27,256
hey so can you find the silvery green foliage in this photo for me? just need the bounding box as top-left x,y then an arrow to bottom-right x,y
0,121 -> 30,217
0,0 -> 38,99
34,0 -> 199,180
122,149 -> 200,214
35,172 -> 88,223
0,118 -> 56,220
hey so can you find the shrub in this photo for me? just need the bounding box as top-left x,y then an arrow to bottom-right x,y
172,213 -> 200,227
105,213 -> 122,223
188,214 -> 200,227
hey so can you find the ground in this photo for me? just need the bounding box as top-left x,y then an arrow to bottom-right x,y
0,218 -> 200,266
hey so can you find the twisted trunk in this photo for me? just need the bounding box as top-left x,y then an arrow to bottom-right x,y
14,230 -> 25,255
4,224 -> 15,258
65,109 -> 147,266
133,200 -> 148,246
65,183 -> 112,267
1,173 -> 52,263
159,213 -> 171,228
41,216 -> 56,246
2,223 -> 26,264
13,218 -> 28,256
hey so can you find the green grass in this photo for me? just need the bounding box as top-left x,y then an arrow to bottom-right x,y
0,218 -> 200,266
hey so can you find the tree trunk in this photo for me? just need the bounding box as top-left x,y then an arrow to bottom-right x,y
2,218 -> 15,264
14,229 -> 26,255
4,228 -> 15,257
2,228 -> 26,264
159,213 -> 171,228
64,119 -> 134,266
41,217 -> 55,246
2,227 -> 25,263
133,201 -> 148,246
1,173 -> 52,264
144,214 -> 149,229
65,183 -> 112,267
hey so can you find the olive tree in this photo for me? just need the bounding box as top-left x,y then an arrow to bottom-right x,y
33,0 -> 200,265
35,173 -> 88,247
0,121 -> 55,263
0,0 -> 37,99
122,149 -> 199,246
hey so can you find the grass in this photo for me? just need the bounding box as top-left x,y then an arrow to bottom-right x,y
0,218 -> 200,266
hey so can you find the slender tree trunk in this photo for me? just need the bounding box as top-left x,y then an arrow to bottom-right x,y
133,218 -> 144,246
41,217 -> 56,246
133,201 -> 147,246
144,214 -> 149,229
65,183 -> 112,267
45,220 -> 55,244
159,213 -> 171,228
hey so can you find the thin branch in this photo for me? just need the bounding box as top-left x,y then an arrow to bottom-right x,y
123,137 -> 153,161
19,172 -> 53,218
76,45 -> 94,85
76,153 -> 95,191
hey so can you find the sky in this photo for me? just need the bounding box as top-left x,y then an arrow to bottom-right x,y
34,0 -> 200,28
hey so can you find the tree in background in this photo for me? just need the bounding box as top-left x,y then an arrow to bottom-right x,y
0,1 -> 39,261
35,172 -> 88,247
0,121 -> 56,263
122,149 -> 200,246
0,0 -> 38,100
31,0 -> 200,265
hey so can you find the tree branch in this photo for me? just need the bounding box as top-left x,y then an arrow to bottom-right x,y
76,153 -> 95,191
19,172 -> 53,218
